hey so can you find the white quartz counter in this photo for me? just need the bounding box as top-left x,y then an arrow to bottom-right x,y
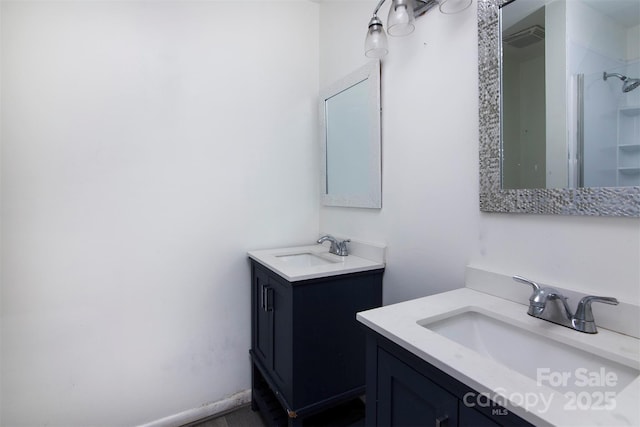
248,244 -> 385,282
357,288 -> 640,426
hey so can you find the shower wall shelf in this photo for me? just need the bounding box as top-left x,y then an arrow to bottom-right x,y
619,144 -> 640,152
619,167 -> 640,175
620,106 -> 640,116
617,105 -> 640,185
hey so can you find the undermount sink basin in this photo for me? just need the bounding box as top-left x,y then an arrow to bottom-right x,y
276,253 -> 339,267
419,309 -> 639,394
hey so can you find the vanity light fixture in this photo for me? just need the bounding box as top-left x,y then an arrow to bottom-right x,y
364,0 -> 473,58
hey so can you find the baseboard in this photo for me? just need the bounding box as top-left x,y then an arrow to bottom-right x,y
137,389 -> 252,427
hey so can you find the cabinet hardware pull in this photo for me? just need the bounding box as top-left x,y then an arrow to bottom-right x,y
265,287 -> 274,312
435,415 -> 448,427
261,285 -> 268,311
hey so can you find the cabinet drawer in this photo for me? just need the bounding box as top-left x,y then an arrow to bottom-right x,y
377,348 -> 458,427
366,331 -> 532,427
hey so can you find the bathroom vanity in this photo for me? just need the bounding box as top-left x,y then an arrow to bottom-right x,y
357,268 -> 640,427
248,244 -> 385,426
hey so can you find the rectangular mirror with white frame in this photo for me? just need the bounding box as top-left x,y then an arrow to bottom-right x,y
320,60 -> 382,209
478,0 -> 640,216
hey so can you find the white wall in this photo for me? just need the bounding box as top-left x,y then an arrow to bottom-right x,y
568,0 -> 627,62
0,1 -> 319,426
502,53 -> 522,189
502,51 -> 545,189
320,0 -> 481,304
545,0 -> 569,188
319,1 -> 640,306
518,54 -> 546,188
628,24 -> 640,60
3,1 -> 640,426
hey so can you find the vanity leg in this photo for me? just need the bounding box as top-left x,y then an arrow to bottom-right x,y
250,361 -> 258,411
251,393 -> 258,411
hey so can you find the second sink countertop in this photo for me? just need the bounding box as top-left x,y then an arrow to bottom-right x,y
248,244 -> 385,282
357,288 -> 640,427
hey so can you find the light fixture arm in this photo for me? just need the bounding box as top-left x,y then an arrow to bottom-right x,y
370,1 -> 441,22
371,0 -> 388,16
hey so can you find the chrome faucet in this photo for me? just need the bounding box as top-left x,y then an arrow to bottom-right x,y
513,276 -> 618,334
317,235 -> 350,256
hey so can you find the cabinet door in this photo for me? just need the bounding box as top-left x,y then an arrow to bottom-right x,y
268,273 -> 293,398
253,265 -> 273,367
377,349 -> 458,427
252,264 -> 293,400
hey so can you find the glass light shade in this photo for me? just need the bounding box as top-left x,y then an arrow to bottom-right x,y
438,0 -> 473,14
387,0 -> 415,37
365,17 -> 388,58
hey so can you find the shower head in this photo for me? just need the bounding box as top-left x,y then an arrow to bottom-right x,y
603,72 -> 640,93
623,78 -> 640,93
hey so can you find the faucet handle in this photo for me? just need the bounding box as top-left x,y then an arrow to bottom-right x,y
336,239 -> 350,256
574,296 -> 619,323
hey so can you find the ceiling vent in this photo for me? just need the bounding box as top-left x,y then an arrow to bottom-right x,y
504,25 -> 545,48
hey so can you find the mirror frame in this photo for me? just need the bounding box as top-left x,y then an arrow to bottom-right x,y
478,0 -> 640,217
320,60 -> 382,209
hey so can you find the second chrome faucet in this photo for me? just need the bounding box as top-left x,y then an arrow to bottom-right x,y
513,275 -> 618,334
317,235 -> 350,256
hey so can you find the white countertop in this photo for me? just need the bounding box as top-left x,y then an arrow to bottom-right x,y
357,288 -> 640,426
248,244 -> 385,282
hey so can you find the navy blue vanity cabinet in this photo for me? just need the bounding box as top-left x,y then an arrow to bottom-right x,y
364,329 -> 534,427
250,259 -> 384,427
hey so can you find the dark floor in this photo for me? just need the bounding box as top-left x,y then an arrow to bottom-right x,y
187,404 -> 266,427
186,399 -> 365,427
